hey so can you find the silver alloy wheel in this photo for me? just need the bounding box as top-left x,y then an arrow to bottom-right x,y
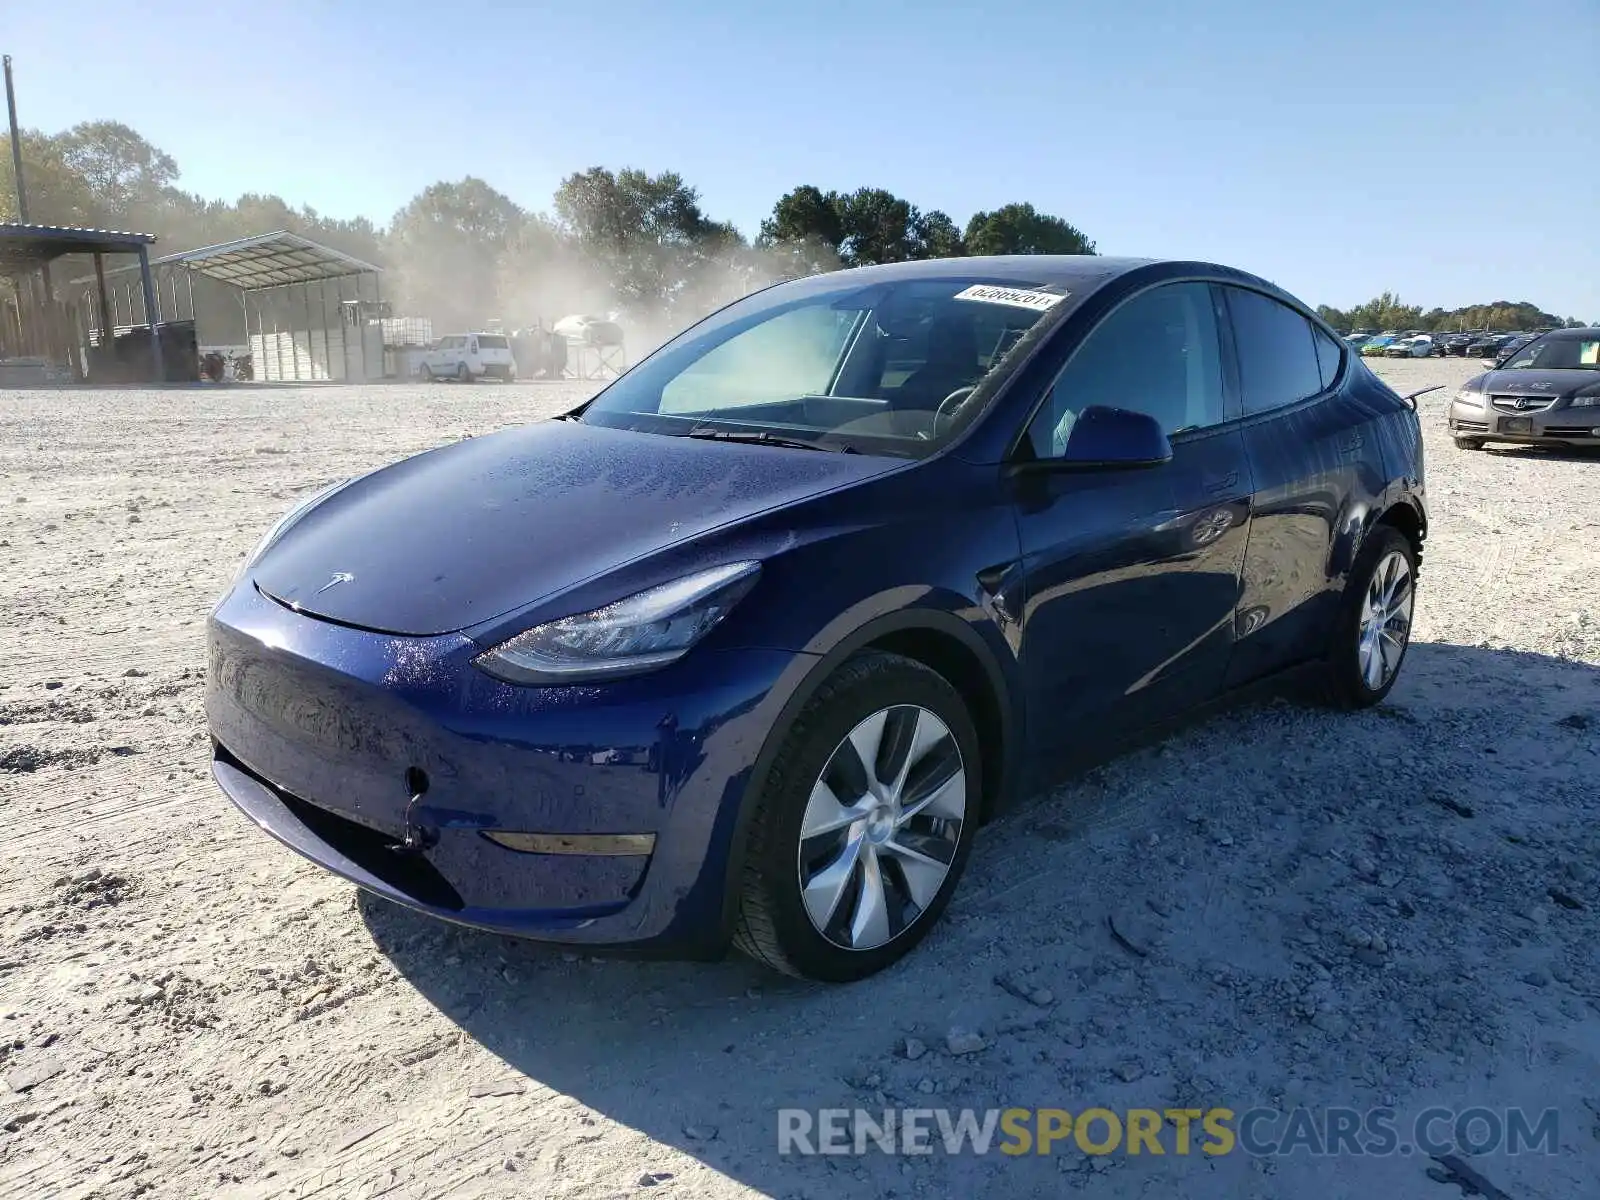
797,705 -> 966,951
1358,549 -> 1414,690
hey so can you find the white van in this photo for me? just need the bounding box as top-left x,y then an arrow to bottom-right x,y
419,333 -> 516,381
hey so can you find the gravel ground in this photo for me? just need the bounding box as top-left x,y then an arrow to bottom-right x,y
1,359 -> 1597,1200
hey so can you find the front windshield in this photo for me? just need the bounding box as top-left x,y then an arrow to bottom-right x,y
578,275 -> 1071,455
1503,333 -> 1600,370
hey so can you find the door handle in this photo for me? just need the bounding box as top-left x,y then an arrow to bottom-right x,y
1203,470 -> 1239,494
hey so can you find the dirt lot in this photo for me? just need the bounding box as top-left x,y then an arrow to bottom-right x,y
2,360 -> 1597,1200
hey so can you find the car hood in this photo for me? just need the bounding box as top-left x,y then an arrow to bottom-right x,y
251,419 -> 901,636
1465,368 -> 1600,399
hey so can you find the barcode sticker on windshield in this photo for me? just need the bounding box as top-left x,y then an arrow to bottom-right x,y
952,284 -> 1067,312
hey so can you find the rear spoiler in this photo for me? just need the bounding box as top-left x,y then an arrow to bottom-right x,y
1400,384 -> 1444,410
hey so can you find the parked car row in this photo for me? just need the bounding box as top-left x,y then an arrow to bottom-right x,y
1341,330 -> 1542,360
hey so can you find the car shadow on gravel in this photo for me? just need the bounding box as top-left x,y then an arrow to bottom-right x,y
1478,443 -> 1600,464
360,640 -> 1600,1198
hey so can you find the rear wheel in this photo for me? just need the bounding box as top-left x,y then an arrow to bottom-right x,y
1321,526 -> 1416,709
733,652 -> 980,981
420,363 -> 434,381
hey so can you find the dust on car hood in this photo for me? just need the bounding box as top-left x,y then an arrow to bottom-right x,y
252,419 -> 899,637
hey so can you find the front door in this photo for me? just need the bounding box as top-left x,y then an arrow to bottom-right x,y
1012,281 -> 1252,782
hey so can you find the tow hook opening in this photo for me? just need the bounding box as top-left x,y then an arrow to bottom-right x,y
392,767 -> 439,856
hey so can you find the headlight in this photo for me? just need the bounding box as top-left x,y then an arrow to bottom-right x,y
474,561 -> 762,684
232,478 -> 353,585
1569,395 -> 1600,407
1454,389 -> 1484,407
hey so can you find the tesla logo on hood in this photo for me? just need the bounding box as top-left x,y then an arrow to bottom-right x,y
314,571 -> 355,595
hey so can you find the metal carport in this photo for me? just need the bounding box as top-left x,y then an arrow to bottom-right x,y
0,223 -> 162,381
81,230 -> 387,381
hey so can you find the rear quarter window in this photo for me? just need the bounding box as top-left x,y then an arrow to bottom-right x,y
1313,325 -> 1344,388
1224,287 -> 1325,415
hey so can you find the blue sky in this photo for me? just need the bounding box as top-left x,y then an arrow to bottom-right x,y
9,0 -> 1599,318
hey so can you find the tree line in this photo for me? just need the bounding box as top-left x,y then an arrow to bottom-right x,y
3,119 -> 1587,339
1315,292 -> 1586,335
1,120 -> 1092,339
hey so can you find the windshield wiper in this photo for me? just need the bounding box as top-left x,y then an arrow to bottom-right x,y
684,426 -> 857,453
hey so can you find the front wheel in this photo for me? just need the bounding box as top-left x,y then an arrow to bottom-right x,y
456,362 -> 470,382
1454,436 -> 1484,451
1321,526 -> 1416,709
733,652 -> 980,982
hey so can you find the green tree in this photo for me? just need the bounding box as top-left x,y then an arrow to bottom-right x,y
388,177 -> 525,329
1342,291 -> 1423,332
1315,304 -> 1349,331
0,128 -> 98,225
55,121 -> 178,226
756,185 -> 847,276
758,185 -> 844,252
554,166 -> 752,327
834,187 -> 922,266
912,209 -> 966,259
963,202 -> 1095,256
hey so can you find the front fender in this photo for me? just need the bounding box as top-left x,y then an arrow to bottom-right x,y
707,594 -> 1023,947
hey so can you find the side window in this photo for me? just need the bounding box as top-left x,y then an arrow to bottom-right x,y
1025,282 -> 1225,458
659,304 -> 854,413
1224,287 -> 1324,415
1312,325 -> 1344,389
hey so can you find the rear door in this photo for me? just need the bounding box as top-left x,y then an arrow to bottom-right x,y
1011,281 -> 1253,780
1221,285 -> 1387,684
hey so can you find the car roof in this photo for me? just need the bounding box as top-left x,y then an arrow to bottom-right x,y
788,254 -> 1298,307
813,254 -> 1151,284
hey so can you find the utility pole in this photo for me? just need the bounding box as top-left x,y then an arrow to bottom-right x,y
5,54 -> 58,363
4,54 -> 28,220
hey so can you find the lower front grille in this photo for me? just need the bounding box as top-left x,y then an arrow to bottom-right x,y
215,741 -> 466,911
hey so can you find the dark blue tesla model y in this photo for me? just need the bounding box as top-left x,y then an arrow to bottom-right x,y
207,256 -> 1427,981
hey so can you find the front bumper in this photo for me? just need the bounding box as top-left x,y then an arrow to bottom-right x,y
206,579 -> 811,949
1448,397 -> 1600,445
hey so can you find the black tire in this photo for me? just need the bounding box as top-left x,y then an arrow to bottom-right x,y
1320,525 -> 1417,710
732,651 -> 981,982
420,363 -> 434,381
1454,436 -> 1484,451
456,362 -> 470,382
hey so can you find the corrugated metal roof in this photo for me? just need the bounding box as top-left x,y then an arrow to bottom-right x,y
95,229 -> 384,291
0,222 -> 159,241
177,230 -> 382,288
0,223 -> 158,276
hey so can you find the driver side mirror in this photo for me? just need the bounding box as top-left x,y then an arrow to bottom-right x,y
1012,405 -> 1173,473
